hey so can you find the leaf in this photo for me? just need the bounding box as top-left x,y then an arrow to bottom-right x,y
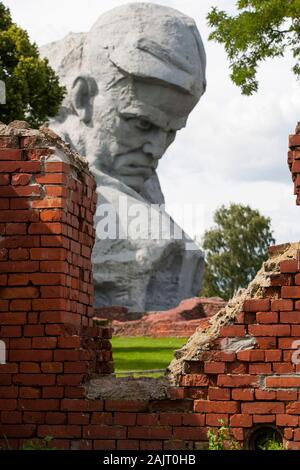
207,0 -> 300,93
200,203 -> 274,300
0,1 -> 65,125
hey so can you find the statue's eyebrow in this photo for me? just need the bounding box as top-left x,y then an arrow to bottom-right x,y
118,105 -> 186,132
118,104 -> 168,129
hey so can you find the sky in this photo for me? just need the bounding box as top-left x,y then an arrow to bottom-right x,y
3,0 -> 300,245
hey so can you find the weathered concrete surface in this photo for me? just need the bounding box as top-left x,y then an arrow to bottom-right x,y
40,3 -> 207,311
86,376 -> 170,400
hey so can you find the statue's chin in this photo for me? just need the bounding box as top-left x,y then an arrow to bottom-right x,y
117,174 -> 146,193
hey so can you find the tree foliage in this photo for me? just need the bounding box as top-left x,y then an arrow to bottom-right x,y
207,0 -> 300,95
0,2 -> 65,127
201,203 -> 275,300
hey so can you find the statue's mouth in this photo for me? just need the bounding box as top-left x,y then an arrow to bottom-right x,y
117,163 -> 154,178
113,151 -> 157,178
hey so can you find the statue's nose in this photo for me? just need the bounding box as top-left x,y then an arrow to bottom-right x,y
142,129 -> 167,160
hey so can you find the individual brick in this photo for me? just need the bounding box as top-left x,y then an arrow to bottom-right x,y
12,374 -> 56,386
37,425 -> 81,439
9,299 -> 31,312
264,349 -> 282,361
276,414 -> 298,427
241,402 -> 284,414
282,286 -> 300,298
237,350 -> 265,362
0,162 -> 41,173
30,248 -> 67,261
253,415 -> 276,424
256,311 -> 278,323
44,162 -> 70,173
28,223 -> 63,235
0,287 -> 39,299
180,374 -> 209,387
0,185 -> 40,198
280,311 -> 300,323
248,324 -> 290,336
0,210 -> 39,223
255,390 -> 276,400
206,414 -> 228,426
230,414 -> 252,427
208,387 -> 230,401
31,337 -> 57,349
255,337 -> 277,349
217,375 -> 258,388
82,425 -> 126,439
194,400 -> 239,413
266,376 -> 300,388
11,174 -> 32,186
219,325 -> 246,337
9,248 -> 30,261
286,402 -> 300,414
35,174 -> 67,184
271,299 -> 294,311
231,389 -> 254,401
0,174 -> 10,185
249,363 -> 272,374
243,299 -> 270,312
0,149 -> 22,161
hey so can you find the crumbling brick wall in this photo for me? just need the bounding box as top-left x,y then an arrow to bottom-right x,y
1,122 -> 300,451
166,242 -> 300,450
0,122 -> 113,449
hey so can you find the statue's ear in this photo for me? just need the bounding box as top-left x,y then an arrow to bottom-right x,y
71,75 -> 98,124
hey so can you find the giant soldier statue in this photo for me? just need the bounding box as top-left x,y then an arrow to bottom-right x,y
41,3 -> 207,311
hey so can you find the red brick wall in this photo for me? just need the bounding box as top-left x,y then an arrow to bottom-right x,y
175,249 -> 300,450
1,122 -> 300,451
0,123 -> 113,449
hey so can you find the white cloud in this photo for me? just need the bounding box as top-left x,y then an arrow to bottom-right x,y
2,0 -> 300,245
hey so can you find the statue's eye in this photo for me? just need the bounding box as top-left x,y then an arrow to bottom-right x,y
136,119 -> 153,131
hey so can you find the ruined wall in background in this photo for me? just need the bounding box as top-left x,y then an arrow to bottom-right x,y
96,298 -> 226,338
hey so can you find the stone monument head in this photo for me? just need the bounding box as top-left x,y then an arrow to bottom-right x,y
50,3 -> 206,195
43,3 -> 207,311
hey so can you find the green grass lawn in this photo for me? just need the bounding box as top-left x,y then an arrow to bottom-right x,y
111,336 -> 187,377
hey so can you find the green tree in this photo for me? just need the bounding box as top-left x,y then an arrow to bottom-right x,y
0,2 -> 65,127
201,203 -> 275,300
207,0 -> 300,95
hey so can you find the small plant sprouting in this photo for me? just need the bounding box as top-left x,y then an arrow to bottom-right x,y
22,436 -> 56,451
207,420 -> 241,450
259,435 -> 286,451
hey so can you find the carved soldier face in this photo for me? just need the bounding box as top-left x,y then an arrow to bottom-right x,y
48,4 -> 206,195
85,78 -> 198,193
